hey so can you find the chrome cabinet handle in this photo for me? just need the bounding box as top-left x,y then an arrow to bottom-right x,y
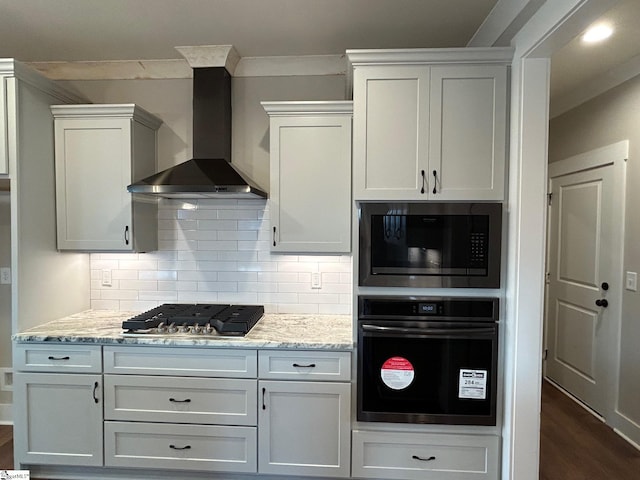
48,356 -> 70,360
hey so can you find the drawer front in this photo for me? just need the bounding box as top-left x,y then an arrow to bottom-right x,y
104,375 -> 257,425
105,421 -> 257,473
103,346 -> 257,378
13,343 -> 102,373
352,430 -> 500,480
258,350 -> 351,381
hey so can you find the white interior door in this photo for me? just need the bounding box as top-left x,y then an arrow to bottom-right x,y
545,141 -> 627,418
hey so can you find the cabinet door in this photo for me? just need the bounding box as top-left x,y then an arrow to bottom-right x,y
258,380 -> 351,477
55,117 -> 133,250
270,115 -> 351,252
429,65 -> 507,200
353,65 -> 430,200
13,372 -> 103,467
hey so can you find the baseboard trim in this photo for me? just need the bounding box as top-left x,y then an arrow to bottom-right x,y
0,402 -> 13,424
613,410 -> 640,451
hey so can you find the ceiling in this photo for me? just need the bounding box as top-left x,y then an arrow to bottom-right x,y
0,0 -> 497,60
0,0 -> 638,111
550,0 -> 640,104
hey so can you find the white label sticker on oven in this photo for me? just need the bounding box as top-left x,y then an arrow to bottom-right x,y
459,369 -> 488,399
381,357 -> 414,390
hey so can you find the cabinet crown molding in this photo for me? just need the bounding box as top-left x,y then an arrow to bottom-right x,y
346,47 -> 514,66
261,100 -> 353,116
50,103 -> 162,130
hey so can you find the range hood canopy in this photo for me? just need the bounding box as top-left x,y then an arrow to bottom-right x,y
128,45 -> 266,199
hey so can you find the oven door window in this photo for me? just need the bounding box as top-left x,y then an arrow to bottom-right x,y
358,325 -> 497,425
370,214 -> 489,276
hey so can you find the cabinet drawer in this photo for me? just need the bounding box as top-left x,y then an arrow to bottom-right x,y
13,343 -> 102,373
103,346 -> 257,378
105,421 -> 257,473
258,350 -> 351,381
352,430 -> 499,480
104,375 -> 257,425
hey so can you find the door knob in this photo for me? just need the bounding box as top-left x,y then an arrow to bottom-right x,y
601,282 -> 609,291
595,299 -> 609,308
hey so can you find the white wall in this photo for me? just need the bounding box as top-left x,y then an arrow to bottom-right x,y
548,72 -> 640,444
62,73 -> 351,314
0,193 -> 11,414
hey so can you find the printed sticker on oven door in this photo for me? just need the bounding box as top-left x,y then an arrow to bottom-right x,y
458,369 -> 488,399
381,357 -> 414,390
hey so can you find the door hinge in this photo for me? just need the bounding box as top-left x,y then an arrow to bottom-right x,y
547,192 -> 553,205
543,349 -> 548,361
545,272 -> 550,284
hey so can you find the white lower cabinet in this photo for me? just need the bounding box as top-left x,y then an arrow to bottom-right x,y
258,350 -> 352,478
102,346 -> 259,474
12,344 -> 104,468
103,374 -> 257,425
13,372 -> 104,467
352,430 -> 500,480
104,421 -> 257,473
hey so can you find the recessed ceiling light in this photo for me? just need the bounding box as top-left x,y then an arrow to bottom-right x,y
582,23 -> 613,43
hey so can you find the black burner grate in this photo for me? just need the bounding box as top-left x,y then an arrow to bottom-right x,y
122,303 -> 264,336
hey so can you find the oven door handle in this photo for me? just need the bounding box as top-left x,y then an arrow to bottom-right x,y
360,324 -> 496,336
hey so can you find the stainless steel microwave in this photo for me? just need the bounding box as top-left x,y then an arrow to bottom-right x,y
358,202 -> 502,288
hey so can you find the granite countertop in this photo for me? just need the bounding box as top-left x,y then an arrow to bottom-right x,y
13,310 -> 354,350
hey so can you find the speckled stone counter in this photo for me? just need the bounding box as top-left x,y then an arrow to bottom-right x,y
12,310 -> 354,350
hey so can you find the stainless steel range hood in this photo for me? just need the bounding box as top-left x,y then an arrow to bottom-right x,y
128,48 -> 266,199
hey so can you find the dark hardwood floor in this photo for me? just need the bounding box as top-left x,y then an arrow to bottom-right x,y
0,423 -> 13,470
540,380 -> 640,479
1,383 -> 639,478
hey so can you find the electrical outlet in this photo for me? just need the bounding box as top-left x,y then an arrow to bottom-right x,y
0,368 -> 12,392
626,271 -> 637,291
0,267 -> 10,285
311,272 -> 322,289
102,269 -> 112,287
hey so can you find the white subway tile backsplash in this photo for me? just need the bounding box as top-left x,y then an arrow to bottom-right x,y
197,240 -> 238,251
197,281 -> 238,292
90,200 -> 352,313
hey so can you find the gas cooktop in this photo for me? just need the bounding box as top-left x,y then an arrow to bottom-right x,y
122,303 -> 264,337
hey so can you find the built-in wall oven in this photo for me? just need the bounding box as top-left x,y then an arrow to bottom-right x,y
357,296 -> 499,426
359,202 -> 502,288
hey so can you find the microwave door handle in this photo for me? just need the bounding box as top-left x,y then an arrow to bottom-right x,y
360,324 -> 496,336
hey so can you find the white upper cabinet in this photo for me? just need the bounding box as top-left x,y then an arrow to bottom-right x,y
52,104 -> 162,252
349,48 -> 511,201
262,101 -> 353,253
352,65 -> 430,200
429,65 -> 507,200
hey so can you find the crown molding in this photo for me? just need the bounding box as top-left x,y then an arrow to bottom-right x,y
0,58 -> 86,103
261,100 -> 353,116
27,55 -> 347,80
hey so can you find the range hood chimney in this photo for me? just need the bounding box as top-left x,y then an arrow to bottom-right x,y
127,45 -> 267,199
